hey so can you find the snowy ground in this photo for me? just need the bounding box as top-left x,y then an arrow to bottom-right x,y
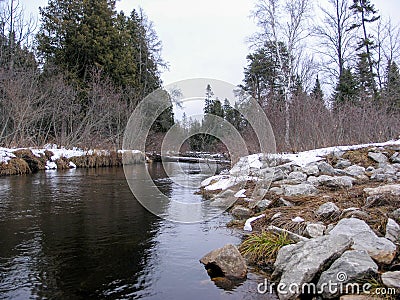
0,145 -> 142,170
201,139 -> 400,191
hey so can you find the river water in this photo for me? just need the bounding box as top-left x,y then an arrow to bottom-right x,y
0,163 -> 275,299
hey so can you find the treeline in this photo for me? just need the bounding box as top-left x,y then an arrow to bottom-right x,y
241,0 -> 400,151
183,0 -> 400,153
0,0 -> 173,149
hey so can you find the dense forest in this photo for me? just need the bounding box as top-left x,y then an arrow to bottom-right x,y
0,0 -> 399,153
0,0 -> 173,149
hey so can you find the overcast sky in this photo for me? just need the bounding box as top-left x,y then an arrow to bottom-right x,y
23,0 -> 400,118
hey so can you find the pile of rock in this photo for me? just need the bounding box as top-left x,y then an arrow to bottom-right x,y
200,143 -> 400,298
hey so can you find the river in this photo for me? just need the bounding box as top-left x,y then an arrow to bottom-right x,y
0,163 -> 276,299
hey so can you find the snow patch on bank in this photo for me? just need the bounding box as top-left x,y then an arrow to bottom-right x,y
201,139 -> 400,191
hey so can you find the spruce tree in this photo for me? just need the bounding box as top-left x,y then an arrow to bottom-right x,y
334,68 -> 359,106
310,76 -> 324,102
384,61 -> 400,111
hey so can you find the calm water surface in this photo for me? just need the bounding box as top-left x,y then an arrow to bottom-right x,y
0,163 -> 274,299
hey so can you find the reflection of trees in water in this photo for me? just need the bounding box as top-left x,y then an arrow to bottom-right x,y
0,167 -> 161,299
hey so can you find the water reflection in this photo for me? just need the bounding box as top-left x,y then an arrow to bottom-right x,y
0,164 -> 275,300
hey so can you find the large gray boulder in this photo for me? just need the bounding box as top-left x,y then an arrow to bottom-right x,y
381,271 -> 400,288
368,152 -> 388,165
231,205 -> 252,220
200,244 -> 247,280
303,163 -> 320,176
315,202 -> 341,220
364,184 -> 400,197
390,152 -> 400,163
310,175 -> 354,189
287,171 -> 307,184
317,250 -> 378,299
385,218 -> 400,243
272,234 -> 352,300
329,218 -> 397,264
282,183 -> 318,196
304,223 -> 326,238
344,165 -> 366,177
318,161 -> 337,175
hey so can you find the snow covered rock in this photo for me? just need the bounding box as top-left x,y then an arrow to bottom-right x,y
317,250 -> 378,299
329,218 -> 397,264
272,234 -> 352,300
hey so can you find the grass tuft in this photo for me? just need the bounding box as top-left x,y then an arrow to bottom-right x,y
239,231 -> 294,265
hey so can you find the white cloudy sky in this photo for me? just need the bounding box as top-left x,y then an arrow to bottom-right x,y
24,0 -> 400,86
22,0 -> 400,118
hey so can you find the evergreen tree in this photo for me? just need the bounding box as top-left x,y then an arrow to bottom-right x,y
349,0 -> 380,96
334,68 -> 359,106
241,41 -> 289,106
310,76 -> 324,102
356,53 -> 376,99
384,61 -> 400,111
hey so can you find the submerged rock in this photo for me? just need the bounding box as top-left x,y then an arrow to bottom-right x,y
200,244 -> 247,280
329,218 -> 397,264
272,234 -> 352,300
317,250 -> 378,299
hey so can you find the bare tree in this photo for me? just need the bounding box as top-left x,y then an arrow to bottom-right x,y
251,0 -> 312,149
314,0 -> 356,83
0,0 -> 36,70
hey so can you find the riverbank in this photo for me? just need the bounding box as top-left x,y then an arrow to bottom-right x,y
0,146 -> 146,176
200,139 -> 400,299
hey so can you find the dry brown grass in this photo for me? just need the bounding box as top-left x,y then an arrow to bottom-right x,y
252,182 -> 399,236
0,158 -> 31,176
69,151 -> 122,168
12,149 -> 46,172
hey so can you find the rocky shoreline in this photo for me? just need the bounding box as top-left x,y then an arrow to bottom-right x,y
200,141 -> 400,299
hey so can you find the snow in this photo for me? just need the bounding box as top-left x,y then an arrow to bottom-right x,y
0,148 -> 16,164
244,214 -> 265,232
234,189 -> 246,198
45,161 -> 57,170
292,216 -> 305,223
69,161 -> 77,169
201,139 -> 400,192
